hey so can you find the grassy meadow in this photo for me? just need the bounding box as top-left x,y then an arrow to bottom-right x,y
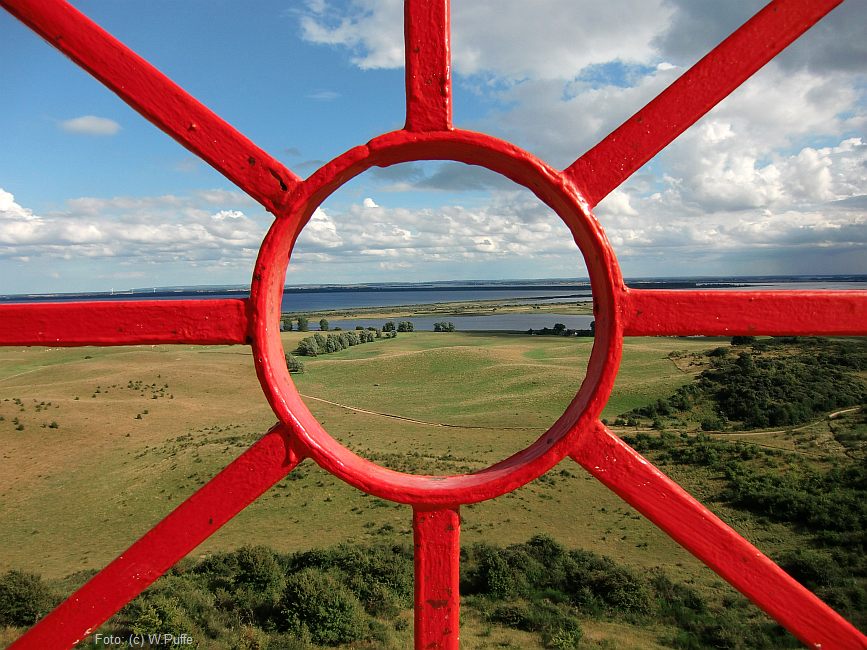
1,323 -> 861,646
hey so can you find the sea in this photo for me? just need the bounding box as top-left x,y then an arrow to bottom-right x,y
2,276 -> 865,332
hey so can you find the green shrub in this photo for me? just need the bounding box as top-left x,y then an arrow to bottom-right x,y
195,546 -> 286,619
280,568 -> 368,645
0,570 -> 54,627
285,354 -> 305,373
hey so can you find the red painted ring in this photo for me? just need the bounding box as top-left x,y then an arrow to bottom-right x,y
250,129 -> 625,506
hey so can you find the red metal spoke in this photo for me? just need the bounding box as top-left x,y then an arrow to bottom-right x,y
1,0 -> 300,213
623,289 -> 867,337
570,421 -> 867,649
563,0 -> 843,208
0,299 -> 250,347
9,425 -> 304,650
413,507 -> 461,650
404,0 -> 453,132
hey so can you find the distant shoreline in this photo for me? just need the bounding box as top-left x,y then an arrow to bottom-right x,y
3,274 -> 865,304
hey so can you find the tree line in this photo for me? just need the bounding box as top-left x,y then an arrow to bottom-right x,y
619,337 -> 866,430
295,330 -> 396,358
0,535 -> 797,649
527,322 -> 594,337
284,317 -> 458,333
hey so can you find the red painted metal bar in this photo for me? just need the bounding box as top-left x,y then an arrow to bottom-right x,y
571,422 -> 867,650
9,425 -> 304,650
563,0 -> 843,208
623,289 -> 867,337
0,0 -> 299,214
0,299 -> 249,347
404,0 -> 453,132
413,507 -> 461,650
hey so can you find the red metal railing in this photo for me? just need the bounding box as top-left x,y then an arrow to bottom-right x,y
1,1 -> 865,648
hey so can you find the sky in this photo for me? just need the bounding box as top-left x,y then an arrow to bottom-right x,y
0,0 -> 865,294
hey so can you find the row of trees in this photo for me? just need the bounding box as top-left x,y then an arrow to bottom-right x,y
295,330 -> 397,357
383,321 -> 414,332
1,536 -> 782,648
285,318 -> 459,333
528,322 -> 595,337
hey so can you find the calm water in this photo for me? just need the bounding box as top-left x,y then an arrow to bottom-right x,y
3,278 -> 865,332
324,313 -> 595,332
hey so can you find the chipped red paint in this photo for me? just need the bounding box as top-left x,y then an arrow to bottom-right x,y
405,0 -> 452,132
2,0 -> 865,648
0,299 -> 250,346
414,508 -> 461,650
248,127 -> 624,506
624,289 -> 867,337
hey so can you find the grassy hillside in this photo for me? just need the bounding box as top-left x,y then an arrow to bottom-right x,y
1,331 -> 863,646
0,332 -> 714,579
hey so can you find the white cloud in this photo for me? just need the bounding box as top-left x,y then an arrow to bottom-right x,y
0,188 -> 269,268
300,0 -> 673,81
59,115 -> 121,136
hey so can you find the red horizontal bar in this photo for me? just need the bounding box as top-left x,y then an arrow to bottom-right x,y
623,289 -> 867,337
413,507 -> 461,650
571,422 -> 867,650
9,425 -> 303,650
564,0 -> 843,207
1,0 -> 299,213
404,0 -> 453,132
0,299 -> 250,346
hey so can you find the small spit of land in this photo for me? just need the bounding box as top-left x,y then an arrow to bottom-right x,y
0,297 -> 864,648
280,296 -> 594,322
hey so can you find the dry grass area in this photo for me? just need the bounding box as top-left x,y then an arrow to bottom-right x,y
0,331 -> 737,610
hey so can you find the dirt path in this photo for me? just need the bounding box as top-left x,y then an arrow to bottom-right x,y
299,393 -> 539,431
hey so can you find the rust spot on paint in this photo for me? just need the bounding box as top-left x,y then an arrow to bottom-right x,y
268,168 -> 288,192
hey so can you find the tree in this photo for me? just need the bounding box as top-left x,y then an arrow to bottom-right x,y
319,318 -> 329,331
297,316 -> 309,332
282,318 -> 293,332
553,323 -> 566,335
383,321 -> 395,332
397,321 -> 414,332
285,353 -> 304,373
296,337 -> 319,356
0,570 -> 54,627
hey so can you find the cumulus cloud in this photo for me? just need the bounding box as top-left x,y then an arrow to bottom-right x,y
59,115 -> 121,136
594,136 -> 867,274
0,188 -> 271,269
301,0 -> 673,81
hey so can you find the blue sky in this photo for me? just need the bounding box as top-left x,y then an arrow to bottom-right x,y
1,0 -> 865,294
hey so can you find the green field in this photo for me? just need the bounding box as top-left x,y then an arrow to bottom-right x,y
0,328 -> 860,647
